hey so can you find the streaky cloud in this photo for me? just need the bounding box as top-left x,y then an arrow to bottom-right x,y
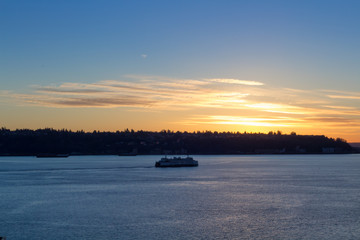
322,105 -> 357,110
52,97 -> 156,107
3,74 -> 360,137
97,80 -> 201,94
207,78 -> 264,86
327,95 -> 360,100
180,115 -> 297,127
304,117 -> 356,123
37,87 -> 111,94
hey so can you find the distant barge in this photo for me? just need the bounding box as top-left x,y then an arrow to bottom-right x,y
155,156 -> 198,167
36,154 -> 69,158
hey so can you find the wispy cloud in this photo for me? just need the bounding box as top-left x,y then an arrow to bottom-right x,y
2,74 -> 360,137
318,89 -> 360,100
37,87 -> 110,95
207,78 -> 264,86
181,115 -> 298,127
53,96 -> 156,107
322,105 -> 357,110
327,95 -> 360,100
11,92 -> 157,108
243,103 -> 307,115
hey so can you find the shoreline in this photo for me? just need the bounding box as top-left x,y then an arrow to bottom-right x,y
0,152 -> 359,157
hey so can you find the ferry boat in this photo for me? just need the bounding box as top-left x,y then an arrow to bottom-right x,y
155,156 -> 198,168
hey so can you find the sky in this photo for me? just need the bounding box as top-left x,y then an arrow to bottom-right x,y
1,0 -> 360,142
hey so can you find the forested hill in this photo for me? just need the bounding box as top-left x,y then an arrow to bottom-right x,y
0,128 -> 354,156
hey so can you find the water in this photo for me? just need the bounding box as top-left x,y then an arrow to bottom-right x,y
0,155 -> 360,239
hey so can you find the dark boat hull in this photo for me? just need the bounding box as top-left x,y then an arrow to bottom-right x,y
155,162 -> 198,167
155,157 -> 198,167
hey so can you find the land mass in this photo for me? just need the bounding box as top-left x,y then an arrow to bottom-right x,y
0,128 -> 356,156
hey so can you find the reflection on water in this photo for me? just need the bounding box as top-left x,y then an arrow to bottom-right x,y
1,155 -> 360,239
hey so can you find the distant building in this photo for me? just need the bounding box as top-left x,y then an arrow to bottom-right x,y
322,147 -> 335,153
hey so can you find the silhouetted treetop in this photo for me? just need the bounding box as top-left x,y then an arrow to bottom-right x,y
0,128 -> 354,156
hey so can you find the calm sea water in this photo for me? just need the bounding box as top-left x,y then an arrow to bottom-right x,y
0,155 -> 360,240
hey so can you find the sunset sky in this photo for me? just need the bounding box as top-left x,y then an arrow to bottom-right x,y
1,0 -> 360,142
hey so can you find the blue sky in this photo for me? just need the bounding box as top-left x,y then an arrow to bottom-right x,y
1,0 -> 360,141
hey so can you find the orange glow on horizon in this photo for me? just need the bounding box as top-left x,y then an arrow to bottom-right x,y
1,75 -> 359,142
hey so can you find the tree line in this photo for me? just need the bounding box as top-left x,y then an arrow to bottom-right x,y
0,128 -> 354,156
